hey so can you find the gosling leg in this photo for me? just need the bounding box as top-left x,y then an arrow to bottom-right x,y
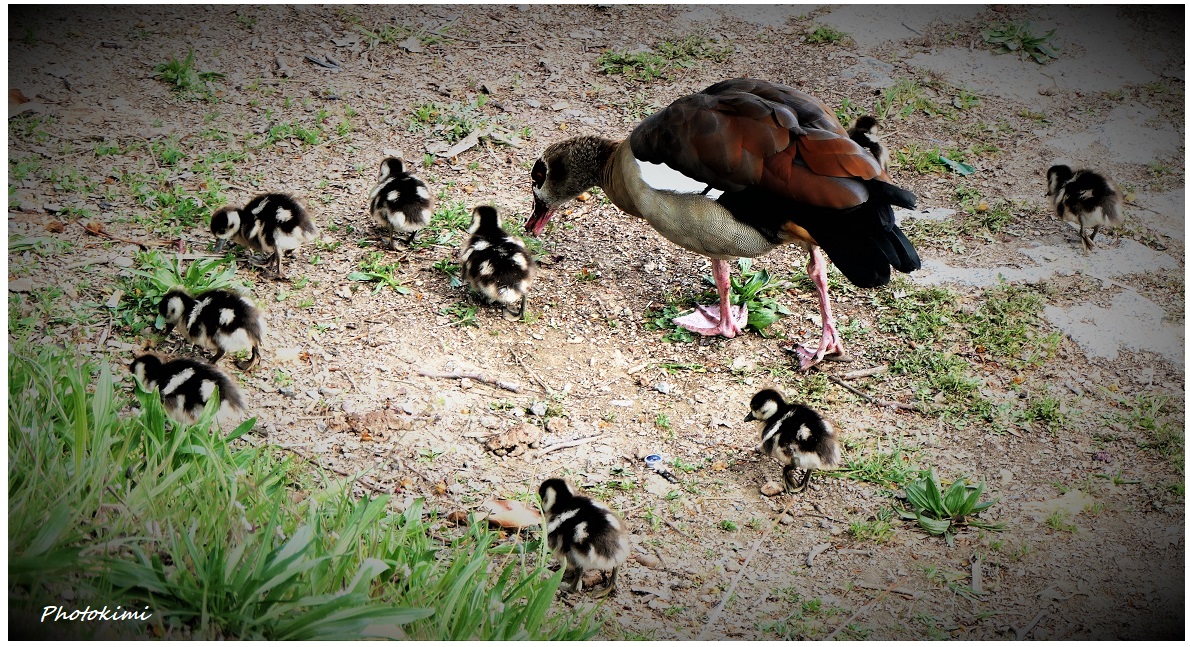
588,567 -> 619,599
235,346 -> 261,372
783,465 -> 813,494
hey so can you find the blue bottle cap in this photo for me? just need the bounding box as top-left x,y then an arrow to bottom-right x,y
644,454 -> 662,470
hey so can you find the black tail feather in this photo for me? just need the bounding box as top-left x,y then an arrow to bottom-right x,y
806,201 -> 921,288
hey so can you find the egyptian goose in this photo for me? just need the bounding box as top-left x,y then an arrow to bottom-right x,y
527,78 -> 919,369
369,156 -> 434,248
211,193 -> 319,279
459,205 -> 535,320
539,477 -> 630,597
1045,165 -> 1122,252
847,115 -> 889,173
159,287 -> 263,371
129,353 -> 244,424
745,388 -> 840,493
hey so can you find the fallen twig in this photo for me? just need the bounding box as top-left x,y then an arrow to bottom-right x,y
806,543 -> 832,568
825,576 -> 911,640
840,365 -> 888,380
663,518 -> 692,538
697,497 -> 797,640
1015,610 -> 1047,640
417,369 -> 521,393
536,433 -> 606,457
971,554 -> 984,595
80,221 -> 153,250
821,371 -> 919,411
511,350 -> 554,394
854,581 -> 920,598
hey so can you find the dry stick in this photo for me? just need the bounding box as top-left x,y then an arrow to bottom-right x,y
853,581 -> 920,597
1016,610 -> 1047,640
696,497 -> 797,640
511,350 -> 554,394
824,575 -> 911,640
417,369 -> 521,393
821,370 -> 919,411
840,365 -> 888,380
536,433 -> 606,457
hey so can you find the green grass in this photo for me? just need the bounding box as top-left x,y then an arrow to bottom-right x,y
408,96 -> 498,145
805,25 -> 847,45
153,49 -> 223,99
875,78 -> 948,121
442,301 -> 480,327
1045,510 -> 1077,533
1109,393 -> 1183,470
899,468 -> 1003,546
849,517 -> 893,543
834,444 -> 918,491
348,251 -> 412,294
8,342 -> 600,639
982,21 -> 1059,64
597,33 -> 731,81
411,200 -> 472,249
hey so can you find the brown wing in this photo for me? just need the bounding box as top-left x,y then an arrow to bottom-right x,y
629,78 -> 887,209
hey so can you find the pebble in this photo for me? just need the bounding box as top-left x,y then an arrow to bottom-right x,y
526,99 -> 542,108
319,386 -> 342,396
529,401 -> 548,416
480,416 -> 501,429
778,514 -> 796,525
654,381 -> 673,394
546,417 -> 569,434
760,481 -> 784,497
634,553 -> 661,568
278,386 -> 296,398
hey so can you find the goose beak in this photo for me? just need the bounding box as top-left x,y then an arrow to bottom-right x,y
526,196 -> 555,236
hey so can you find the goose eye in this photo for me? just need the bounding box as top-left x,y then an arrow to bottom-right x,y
531,159 -> 547,188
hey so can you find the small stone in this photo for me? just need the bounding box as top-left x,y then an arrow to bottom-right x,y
480,416 -> 501,429
546,417 -> 569,434
319,386 -> 342,396
610,399 -> 634,407
778,514 -> 796,525
278,386 -> 296,398
999,469 -> 1013,483
654,381 -> 673,394
760,481 -> 784,497
526,99 -> 542,108
42,203 -> 64,213
634,553 -> 661,568
529,401 -> 548,417
550,101 -> 570,111
828,526 -> 843,536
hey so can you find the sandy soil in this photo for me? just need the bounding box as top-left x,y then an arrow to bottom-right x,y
8,4 -> 1184,640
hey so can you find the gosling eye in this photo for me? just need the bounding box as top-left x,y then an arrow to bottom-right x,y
531,159 -> 547,188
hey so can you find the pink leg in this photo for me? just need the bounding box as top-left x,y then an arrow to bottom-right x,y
795,247 -> 847,370
672,259 -> 749,338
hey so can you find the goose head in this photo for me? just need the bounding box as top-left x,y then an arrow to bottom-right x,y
528,135 -> 616,235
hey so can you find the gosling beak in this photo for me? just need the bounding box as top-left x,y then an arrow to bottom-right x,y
744,412 -> 756,422
214,238 -> 226,253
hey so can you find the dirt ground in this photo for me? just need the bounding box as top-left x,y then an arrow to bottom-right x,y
8,4 -> 1185,640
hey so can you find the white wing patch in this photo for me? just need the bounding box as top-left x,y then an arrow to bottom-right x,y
547,508 -> 579,533
275,207 -> 293,223
415,185 -> 430,201
161,368 -> 195,395
635,159 -> 724,200
572,521 -> 589,544
251,198 -> 270,215
470,240 -> 490,252
219,308 -> 236,325
200,379 -> 217,401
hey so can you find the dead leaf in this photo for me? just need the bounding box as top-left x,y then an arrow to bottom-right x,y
9,277 -> 34,293
398,36 -> 425,54
633,553 -> 661,568
483,499 -> 542,529
44,220 -> 65,233
711,460 -> 727,471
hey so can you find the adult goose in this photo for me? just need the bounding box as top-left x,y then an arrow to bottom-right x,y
527,78 -> 920,369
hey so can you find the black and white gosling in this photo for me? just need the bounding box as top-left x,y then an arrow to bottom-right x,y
848,115 -> 889,173
129,353 -> 244,424
1045,165 -> 1123,252
746,389 -> 841,494
160,287 -> 263,371
369,157 -> 433,248
211,193 -> 318,278
539,478 -> 629,598
460,205 -> 535,320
